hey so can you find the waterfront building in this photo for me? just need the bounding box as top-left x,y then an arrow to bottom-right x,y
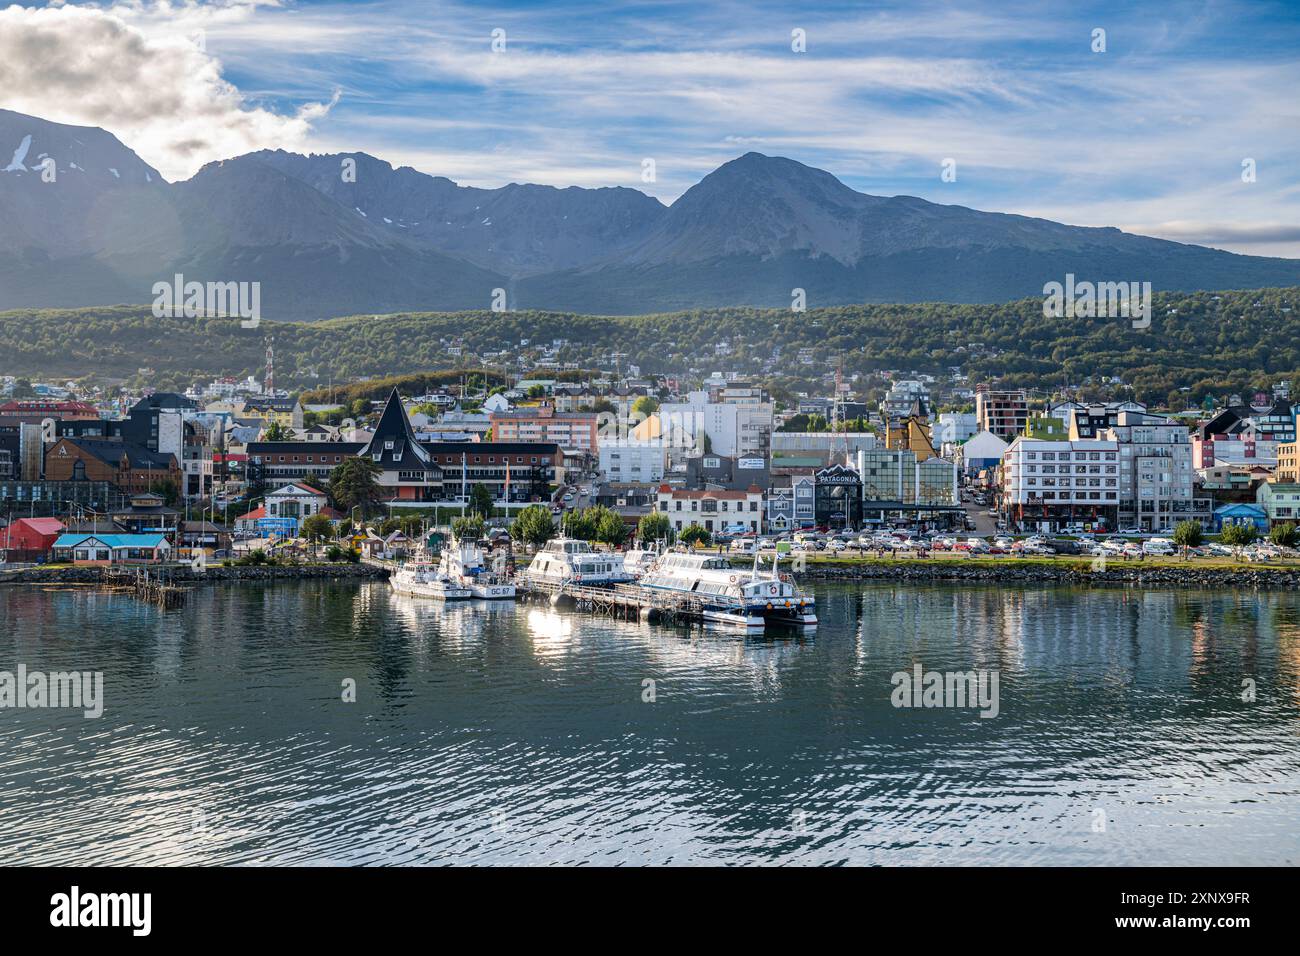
1211,503 -> 1269,533
0,516 -> 64,562
655,484 -> 764,535
1093,411 -> 1204,531
853,448 -> 961,528
764,474 -> 816,531
1256,482 -> 1300,527
1000,438 -> 1121,532
51,532 -> 172,564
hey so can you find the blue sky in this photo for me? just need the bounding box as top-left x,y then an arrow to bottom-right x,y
5,0 -> 1300,254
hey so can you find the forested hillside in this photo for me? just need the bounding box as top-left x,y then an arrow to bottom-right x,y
2,286 -> 1297,408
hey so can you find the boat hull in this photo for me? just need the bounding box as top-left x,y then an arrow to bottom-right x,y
470,582 -> 517,600
390,580 -> 473,600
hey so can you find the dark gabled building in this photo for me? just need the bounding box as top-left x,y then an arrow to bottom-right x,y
246,441 -> 364,492
247,390 -> 559,505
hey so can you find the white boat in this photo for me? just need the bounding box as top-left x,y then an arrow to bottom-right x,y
389,553 -> 472,600
638,549 -> 817,628
621,542 -> 664,580
438,537 -> 516,599
520,537 -> 633,587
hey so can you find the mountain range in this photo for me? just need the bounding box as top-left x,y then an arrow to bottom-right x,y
3,107 -> 1300,320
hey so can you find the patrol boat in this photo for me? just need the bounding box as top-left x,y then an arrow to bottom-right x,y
438,537 -> 516,599
389,550 -> 472,600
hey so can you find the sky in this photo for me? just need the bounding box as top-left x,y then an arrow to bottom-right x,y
2,0 -> 1299,255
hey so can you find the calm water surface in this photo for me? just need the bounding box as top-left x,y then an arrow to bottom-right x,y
1,580 -> 1298,865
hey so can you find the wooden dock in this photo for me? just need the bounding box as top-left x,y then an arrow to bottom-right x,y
515,578 -> 708,624
102,567 -> 188,609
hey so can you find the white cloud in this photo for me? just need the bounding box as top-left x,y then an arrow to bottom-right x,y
0,2 -> 337,181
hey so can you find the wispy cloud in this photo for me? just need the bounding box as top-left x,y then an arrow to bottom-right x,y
1,0 -> 1297,255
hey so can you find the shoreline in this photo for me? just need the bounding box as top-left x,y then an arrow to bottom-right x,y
0,563 -> 388,587
791,558 -> 1300,589
5,557 -> 1300,590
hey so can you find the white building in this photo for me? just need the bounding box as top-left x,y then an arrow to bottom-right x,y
599,440 -> 666,484
659,390 -> 773,458
1000,439 -> 1121,532
655,484 -> 764,534
933,412 -> 978,446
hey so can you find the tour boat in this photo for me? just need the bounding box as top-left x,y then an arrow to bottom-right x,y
438,537 -> 516,599
620,543 -> 664,580
638,549 -> 817,628
520,537 -> 633,588
389,553 -> 472,600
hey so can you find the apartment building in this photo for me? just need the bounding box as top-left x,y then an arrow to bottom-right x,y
658,390 -> 773,458
489,405 -> 599,453
975,385 -> 1029,440
1000,438 -> 1121,532
1095,412 -> 1205,531
598,440 -> 666,484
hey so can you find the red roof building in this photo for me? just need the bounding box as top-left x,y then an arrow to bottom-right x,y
1,517 -> 66,560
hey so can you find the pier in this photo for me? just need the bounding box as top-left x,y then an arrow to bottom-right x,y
515,579 -> 707,624
102,567 -> 189,609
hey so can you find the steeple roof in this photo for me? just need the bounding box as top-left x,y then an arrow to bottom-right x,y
360,389 -> 434,469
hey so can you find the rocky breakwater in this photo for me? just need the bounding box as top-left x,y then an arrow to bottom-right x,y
0,563 -> 388,587
797,560 -> 1300,589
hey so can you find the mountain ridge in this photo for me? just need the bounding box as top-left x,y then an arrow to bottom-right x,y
2,108 -> 1298,319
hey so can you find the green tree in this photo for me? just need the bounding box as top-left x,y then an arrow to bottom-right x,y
469,482 -> 494,518
328,456 -> 382,515
632,395 -> 659,417
263,421 -> 291,441
679,523 -> 711,547
562,507 -> 599,540
1221,523 -> 1257,547
636,511 -> 675,545
1268,522 -> 1298,547
1172,520 -> 1203,549
452,513 -> 486,541
511,504 -> 556,546
595,510 -> 629,548
300,513 -> 334,554
149,479 -> 179,507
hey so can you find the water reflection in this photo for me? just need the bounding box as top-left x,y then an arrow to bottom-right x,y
1,579 -> 1298,865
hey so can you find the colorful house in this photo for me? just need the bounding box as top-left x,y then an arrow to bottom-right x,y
1,517 -> 65,561
52,533 -> 172,565
1256,482 -> 1300,527
1211,503 -> 1269,533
